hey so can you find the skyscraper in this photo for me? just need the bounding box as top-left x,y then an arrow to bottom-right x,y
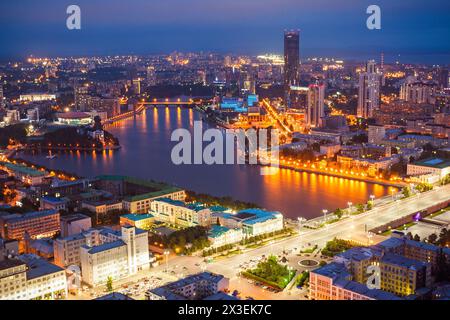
307,83 -> 325,128
284,30 -> 300,107
357,60 -> 382,118
0,84 -> 4,109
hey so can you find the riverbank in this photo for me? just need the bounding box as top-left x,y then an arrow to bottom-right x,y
277,163 -> 405,188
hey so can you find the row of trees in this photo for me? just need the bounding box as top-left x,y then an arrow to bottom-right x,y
321,238 -> 356,257
246,255 -> 295,289
185,191 -> 260,211
149,226 -> 211,255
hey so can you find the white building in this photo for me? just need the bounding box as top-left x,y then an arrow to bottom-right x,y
79,226 -> 150,287
146,272 -> 230,300
307,83 -> 325,128
0,254 -> 67,300
407,158 -> 450,180
358,60 -> 382,118
208,225 -> 243,248
368,125 -> 386,145
150,198 -> 211,228
218,209 -> 284,237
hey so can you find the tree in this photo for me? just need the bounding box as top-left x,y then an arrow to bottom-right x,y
427,233 -> 438,245
413,234 -> 421,242
93,115 -> 103,131
402,186 -> 412,198
334,208 -> 344,219
366,201 -> 373,211
106,276 -> 113,292
355,204 -> 365,214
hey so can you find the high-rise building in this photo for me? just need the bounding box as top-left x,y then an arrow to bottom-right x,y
307,83 -> 325,127
400,81 -> 435,104
438,68 -> 449,89
74,84 -> 89,111
357,60 -> 382,118
0,85 -> 5,109
284,30 -> 300,107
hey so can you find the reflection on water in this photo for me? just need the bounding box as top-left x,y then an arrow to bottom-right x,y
19,107 -> 393,219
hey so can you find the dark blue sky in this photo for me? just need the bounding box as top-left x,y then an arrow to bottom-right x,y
1,0 -> 449,63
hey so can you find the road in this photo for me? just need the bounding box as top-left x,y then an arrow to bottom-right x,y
74,185 -> 449,300
148,184 -> 450,299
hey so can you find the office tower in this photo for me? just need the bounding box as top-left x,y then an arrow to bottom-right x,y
400,81 -> 435,104
307,83 -> 325,128
284,30 -> 300,107
146,66 -> 156,86
438,68 -> 449,89
132,78 -> 141,95
0,85 -> 4,109
74,84 -> 89,111
357,60 -> 382,118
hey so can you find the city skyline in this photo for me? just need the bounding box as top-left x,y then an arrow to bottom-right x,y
1,0 -> 450,64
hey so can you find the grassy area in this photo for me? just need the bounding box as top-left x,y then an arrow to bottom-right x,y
299,245 -> 318,254
428,207 -> 450,219
242,255 -> 296,290
295,271 -> 310,287
321,238 -> 357,257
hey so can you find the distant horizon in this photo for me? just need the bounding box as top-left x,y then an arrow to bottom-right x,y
1,0 -> 450,65
1,50 -> 449,66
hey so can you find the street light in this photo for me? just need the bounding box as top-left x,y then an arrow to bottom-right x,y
322,209 -> 328,224
163,250 -> 170,273
347,201 -> 352,216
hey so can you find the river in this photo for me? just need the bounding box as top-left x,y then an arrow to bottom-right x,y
18,107 -> 394,219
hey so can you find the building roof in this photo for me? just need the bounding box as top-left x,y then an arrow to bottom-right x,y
412,158 -> 450,169
18,254 -> 64,280
0,258 -> 26,271
0,161 -> 46,177
1,209 -> 58,223
148,272 -> 226,300
155,198 -> 206,212
381,253 -> 429,271
312,262 -> 351,280
121,213 -> 154,221
56,112 -> 91,119
336,247 -> 382,262
82,240 -> 126,255
95,292 -> 134,300
208,225 -> 239,238
334,278 -> 402,300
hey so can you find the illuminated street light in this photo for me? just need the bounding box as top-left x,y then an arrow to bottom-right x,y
163,250 -> 170,272
322,209 -> 328,224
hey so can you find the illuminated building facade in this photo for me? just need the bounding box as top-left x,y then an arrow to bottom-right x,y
357,60 -> 382,118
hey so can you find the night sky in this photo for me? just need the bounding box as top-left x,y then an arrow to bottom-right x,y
1,0 -> 449,63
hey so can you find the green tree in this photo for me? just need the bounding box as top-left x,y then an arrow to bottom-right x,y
106,276 -> 113,292
402,186 -> 412,198
366,201 -> 374,211
334,208 -> 344,219
355,204 -> 365,214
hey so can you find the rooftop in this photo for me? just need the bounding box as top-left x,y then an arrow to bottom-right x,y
121,213 -> 154,221
0,161 -> 46,177
412,157 -> 450,169
82,240 -> 126,255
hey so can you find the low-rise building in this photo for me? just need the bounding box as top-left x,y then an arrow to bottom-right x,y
0,210 -> 60,242
407,158 -> 450,180
218,208 -> 284,237
0,254 -> 67,300
60,213 -> 92,238
40,196 -> 68,211
80,226 -> 151,287
146,272 -> 231,300
208,225 -> 243,248
120,213 -> 154,230
151,198 -> 211,228
0,162 -> 47,185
